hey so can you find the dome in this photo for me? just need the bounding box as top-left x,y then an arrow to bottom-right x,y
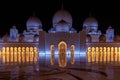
83,17 -> 98,32
99,34 -> 106,42
26,16 -> 42,30
53,9 -> 72,28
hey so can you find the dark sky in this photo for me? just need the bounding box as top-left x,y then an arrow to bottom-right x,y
0,0 -> 120,36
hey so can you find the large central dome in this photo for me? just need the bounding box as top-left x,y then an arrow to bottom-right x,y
52,9 -> 72,29
26,16 -> 42,30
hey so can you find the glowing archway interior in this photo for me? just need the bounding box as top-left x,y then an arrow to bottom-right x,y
58,41 -> 67,68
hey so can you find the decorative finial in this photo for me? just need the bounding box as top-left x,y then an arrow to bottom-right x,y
89,11 -> 92,17
33,11 -> 36,16
61,3 -> 64,10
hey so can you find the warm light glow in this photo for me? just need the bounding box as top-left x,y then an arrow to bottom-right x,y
71,45 -> 75,64
87,47 -> 120,63
0,47 -> 39,65
50,45 -> 54,65
58,41 -> 67,68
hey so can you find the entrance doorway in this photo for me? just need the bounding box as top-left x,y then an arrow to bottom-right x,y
58,41 -> 67,68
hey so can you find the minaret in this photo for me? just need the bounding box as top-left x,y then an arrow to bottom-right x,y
9,25 -> 18,42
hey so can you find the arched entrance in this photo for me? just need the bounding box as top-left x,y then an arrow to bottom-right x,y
58,41 -> 67,68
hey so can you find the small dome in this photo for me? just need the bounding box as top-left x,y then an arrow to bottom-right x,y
99,34 -> 106,42
83,17 -> 98,32
26,16 -> 42,30
53,9 -> 72,28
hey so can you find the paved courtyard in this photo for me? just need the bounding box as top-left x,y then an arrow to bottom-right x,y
0,54 -> 120,80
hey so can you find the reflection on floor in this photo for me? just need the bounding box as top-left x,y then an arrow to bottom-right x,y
0,54 -> 120,80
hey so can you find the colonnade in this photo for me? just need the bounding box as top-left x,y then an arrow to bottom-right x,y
87,47 -> 120,63
0,47 -> 39,64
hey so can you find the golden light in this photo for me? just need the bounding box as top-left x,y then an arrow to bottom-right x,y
71,45 -> 75,64
87,47 -> 120,63
50,45 -> 54,65
0,47 -> 39,65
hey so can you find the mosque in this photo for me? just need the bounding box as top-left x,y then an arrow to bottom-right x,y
0,7 -> 120,65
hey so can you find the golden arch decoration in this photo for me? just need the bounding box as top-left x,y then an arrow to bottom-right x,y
58,41 -> 67,68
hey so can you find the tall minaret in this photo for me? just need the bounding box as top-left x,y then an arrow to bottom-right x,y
9,25 -> 18,42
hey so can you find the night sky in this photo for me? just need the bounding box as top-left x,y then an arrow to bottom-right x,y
0,0 -> 120,36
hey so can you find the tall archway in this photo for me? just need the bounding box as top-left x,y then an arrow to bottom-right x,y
58,41 -> 67,68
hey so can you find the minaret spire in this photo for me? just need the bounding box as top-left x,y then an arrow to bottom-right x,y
89,11 -> 92,17
33,11 -> 36,16
89,8 -> 93,17
61,3 -> 64,10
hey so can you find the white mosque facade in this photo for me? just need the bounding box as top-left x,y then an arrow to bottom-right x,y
0,8 -> 120,64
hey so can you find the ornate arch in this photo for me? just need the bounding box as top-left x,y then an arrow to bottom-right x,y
58,41 -> 67,68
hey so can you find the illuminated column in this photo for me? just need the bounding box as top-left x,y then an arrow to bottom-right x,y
95,47 -> 99,63
103,47 -> 106,63
18,47 -> 21,63
115,47 -> 118,62
99,47 -> 103,62
111,47 -> 114,62
107,47 -> 110,63
22,47 -> 25,63
26,47 -> 29,63
6,47 -> 9,63
10,47 -> 13,63
87,47 -> 91,62
2,47 -> 6,63
30,47 -> 34,63
34,47 -> 38,63
14,47 -> 17,63
91,47 -> 95,62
